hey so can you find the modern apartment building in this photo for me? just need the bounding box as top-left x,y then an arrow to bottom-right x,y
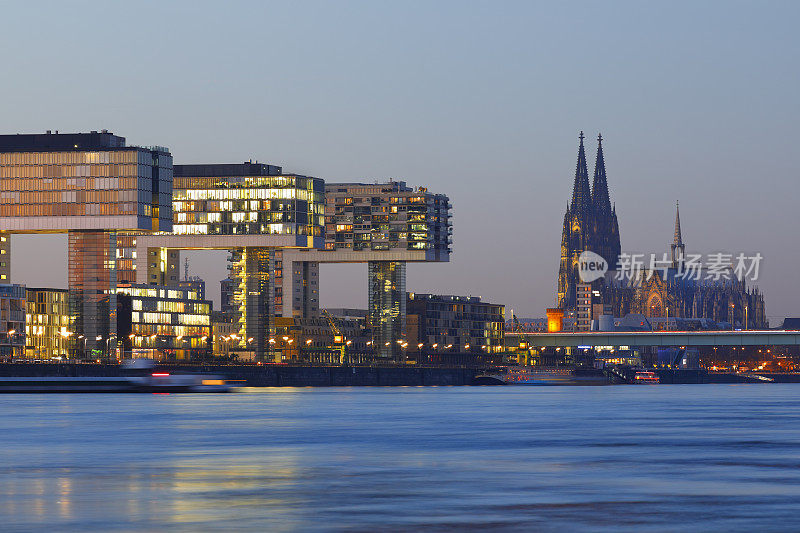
0,283 -> 25,359
282,181 -> 451,359
406,293 -> 505,365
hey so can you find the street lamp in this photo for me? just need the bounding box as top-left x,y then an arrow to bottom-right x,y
6,329 -> 16,359
59,330 -> 73,360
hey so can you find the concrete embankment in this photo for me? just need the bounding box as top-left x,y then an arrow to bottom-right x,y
0,363 -> 483,387
656,369 -> 709,384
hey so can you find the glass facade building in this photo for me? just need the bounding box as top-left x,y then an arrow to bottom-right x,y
368,261 -> 406,359
0,132 -> 172,232
123,163 -> 326,360
25,288 -> 70,360
0,131 -> 172,357
172,167 -> 323,240
117,284 -> 211,361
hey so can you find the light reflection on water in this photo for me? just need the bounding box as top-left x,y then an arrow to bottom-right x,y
2,385 -> 800,531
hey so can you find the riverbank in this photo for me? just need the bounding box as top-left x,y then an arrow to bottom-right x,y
0,363 -> 483,387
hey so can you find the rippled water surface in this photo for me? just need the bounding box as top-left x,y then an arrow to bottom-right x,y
2,385 -> 800,531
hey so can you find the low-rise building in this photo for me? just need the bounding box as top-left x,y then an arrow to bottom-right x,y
273,315 -> 372,364
211,310 -> 239,359
406,293 -> 505,365
25,287 -> 69,360
117,284 -> 211,361
0,283 -> 25,359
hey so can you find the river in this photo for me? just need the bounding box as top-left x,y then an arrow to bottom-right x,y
2,385 -> 799,531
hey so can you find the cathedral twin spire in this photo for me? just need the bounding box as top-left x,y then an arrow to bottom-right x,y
570,131 -> 593,214
569,131 -> 613,217
592,134 -> 612,215
558,132 -> 621,308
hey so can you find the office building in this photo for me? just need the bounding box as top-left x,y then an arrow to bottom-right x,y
0,131 -> 172,355
117,283 -> 211,361
132,162 -> 325,359
25,287 -> 70,360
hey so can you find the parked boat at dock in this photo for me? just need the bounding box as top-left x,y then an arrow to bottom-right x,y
473,366 -> 607,386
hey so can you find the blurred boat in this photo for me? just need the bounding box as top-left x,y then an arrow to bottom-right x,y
0,368 -> 232,393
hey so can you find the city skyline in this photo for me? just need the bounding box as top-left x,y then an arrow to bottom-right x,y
2,1 -> 798,323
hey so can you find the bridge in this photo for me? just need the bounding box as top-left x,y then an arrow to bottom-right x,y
506,330 -> 800,348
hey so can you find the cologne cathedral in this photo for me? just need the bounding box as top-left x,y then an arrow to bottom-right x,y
557,133 -> 767,329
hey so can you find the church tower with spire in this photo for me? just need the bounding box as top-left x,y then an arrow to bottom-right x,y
557,132 -> 597,309
557,132 -> 621,310
670,201 -> 685,268
591,134 -> 621,270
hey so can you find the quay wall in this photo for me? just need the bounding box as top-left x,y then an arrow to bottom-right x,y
0,363 -> 483,387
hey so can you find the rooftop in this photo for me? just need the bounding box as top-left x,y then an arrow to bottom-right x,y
174,162 -> 283,177
0,131 -> 170,153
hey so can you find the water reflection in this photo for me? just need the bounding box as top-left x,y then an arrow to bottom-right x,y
2,386 -> 800,530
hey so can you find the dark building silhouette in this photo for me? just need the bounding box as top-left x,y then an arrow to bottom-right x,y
557,132 -> 620,309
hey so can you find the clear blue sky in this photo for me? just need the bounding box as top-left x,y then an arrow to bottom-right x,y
4,0 -> 799,323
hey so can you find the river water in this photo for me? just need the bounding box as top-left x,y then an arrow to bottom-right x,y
2,385 -> 800,532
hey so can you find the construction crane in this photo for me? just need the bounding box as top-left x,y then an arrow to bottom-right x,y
322,309 -> 347,366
